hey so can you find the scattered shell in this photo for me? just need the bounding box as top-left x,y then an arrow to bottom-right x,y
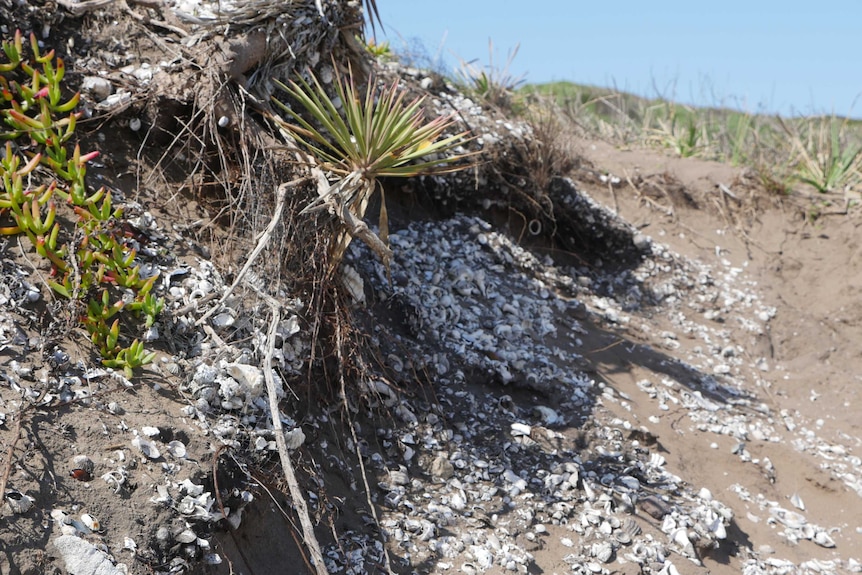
386,353 -> 404,373
790,492 -> 805,511
4,490 -> 35,514
284,427 -> 306,450
69,468 -> 92,482
813,530 -> 836,548
167,440 -> 187,458
430,455 -> 455,481
388,468 -> 409,486
639,495 -> 670,519
80,513 -> 102,532
769,507 -> 806,529
224,363 -> 264,398
179,479 -> 204,496
51,509 -> 73,524
131,435 -> 161,460
591,540 -> 613,563
341,265 -> 365,304
70,454 -> 95,476
175,529 -> 197,544
141,426 -> 161,438
211,311 -> 236,328
81,76 -> 113,101
204,553 -> 223,565
533,405 -> 562,426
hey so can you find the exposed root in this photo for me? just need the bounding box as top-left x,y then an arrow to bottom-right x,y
195,177 -> 310,327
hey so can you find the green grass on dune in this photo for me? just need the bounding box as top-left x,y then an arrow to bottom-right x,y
519,81 -> 862,195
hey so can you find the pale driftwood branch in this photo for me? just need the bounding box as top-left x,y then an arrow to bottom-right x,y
56,0 -> 117,15
263,298 -> 329,575
338,203 -> 392,267
201,176 -> 326,572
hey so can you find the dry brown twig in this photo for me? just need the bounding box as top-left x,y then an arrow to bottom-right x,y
0,409 -> 27,504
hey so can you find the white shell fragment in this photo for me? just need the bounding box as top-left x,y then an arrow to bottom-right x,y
167,440 -> 187,458
341,264 -> 365,304
224,363 -> 264,399
211,311 -> 236,327
4,490 -> 35,514
123,537 -> 137,552
813,530 -> 836,548
80,513 -> 102,532
175,529 -> 197,544
284,427 -> 306,450
179,479 -> 204,497
81,76 -> 113,101
131,435 -> 161,460
790,492 -> 805,511
533,405 -> 562,426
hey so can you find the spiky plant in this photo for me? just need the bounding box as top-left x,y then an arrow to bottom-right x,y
271,65 -> 473,268
456,40 -> 526,110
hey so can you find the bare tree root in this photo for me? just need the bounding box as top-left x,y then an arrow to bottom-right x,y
195,177 -> 310,327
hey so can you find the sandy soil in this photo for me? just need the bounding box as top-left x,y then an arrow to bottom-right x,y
575,140 -> 862,572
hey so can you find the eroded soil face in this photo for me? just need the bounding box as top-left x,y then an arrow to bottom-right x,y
1,4 -> 861,575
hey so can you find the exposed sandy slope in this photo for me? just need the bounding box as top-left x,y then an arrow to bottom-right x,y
575,139 -> 862,573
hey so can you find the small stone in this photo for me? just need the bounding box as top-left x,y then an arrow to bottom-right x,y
639,495 -> 670,519
430,455 -> 455,481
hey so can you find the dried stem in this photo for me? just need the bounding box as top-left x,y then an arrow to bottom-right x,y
0,408 -> 27,504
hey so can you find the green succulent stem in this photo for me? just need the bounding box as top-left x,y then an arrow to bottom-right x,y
0,31 -> 163,377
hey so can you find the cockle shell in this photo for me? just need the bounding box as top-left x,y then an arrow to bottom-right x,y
167,440 -> 187,458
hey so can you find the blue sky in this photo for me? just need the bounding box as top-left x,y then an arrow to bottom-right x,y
374,1 -> 861,118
